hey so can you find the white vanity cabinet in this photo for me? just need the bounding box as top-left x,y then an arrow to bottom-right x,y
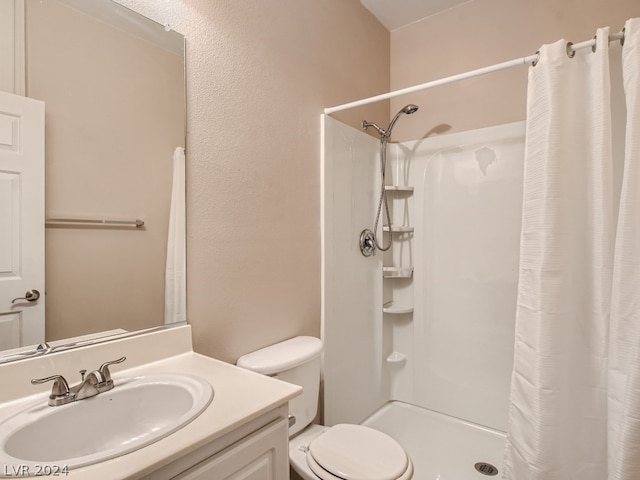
0,326 -> 301,480
174,418 -> 288,480
142,406 -> 290,480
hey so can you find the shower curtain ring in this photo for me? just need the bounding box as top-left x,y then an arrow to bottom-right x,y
592,34 -> 597,53
566,42 -> 575,58
621,27 -> 625,46
532,51 -> 540,67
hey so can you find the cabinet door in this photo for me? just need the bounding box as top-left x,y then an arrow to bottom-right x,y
174,418 -> 289,480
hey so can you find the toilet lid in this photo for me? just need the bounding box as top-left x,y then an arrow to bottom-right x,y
307,424 -> 409,480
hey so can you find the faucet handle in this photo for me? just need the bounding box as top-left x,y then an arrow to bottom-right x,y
98,356 -> 126,382
31,375 -> 74,405
31,375 -> 70,395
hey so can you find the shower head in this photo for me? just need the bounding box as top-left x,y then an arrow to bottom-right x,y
385,104 -> 419,137
362,104 -> 419,139
402,104 -> 419,114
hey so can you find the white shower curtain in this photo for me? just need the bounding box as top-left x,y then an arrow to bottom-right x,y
503,18 -> 640,480
164,146 -> 186,325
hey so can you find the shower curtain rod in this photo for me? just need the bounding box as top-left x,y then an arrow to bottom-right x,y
324,30 -> 625,114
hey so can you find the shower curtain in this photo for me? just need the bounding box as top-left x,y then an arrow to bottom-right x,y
165,146 -> 186,325
503,19 -> 640,480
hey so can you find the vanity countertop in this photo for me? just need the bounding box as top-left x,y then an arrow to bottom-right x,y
0,326 -> 301,479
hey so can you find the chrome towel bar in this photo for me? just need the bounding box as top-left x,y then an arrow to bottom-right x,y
45,218 -> 144,228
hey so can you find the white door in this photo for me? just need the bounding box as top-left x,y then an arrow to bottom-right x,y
0,90 -> 45,350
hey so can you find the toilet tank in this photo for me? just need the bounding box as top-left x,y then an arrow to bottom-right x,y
237,336 -> 323,436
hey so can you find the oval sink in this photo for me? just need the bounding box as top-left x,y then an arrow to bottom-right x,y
0,373 -> 213,474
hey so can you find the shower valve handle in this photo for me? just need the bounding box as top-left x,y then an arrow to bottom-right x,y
360,229 -> 376,257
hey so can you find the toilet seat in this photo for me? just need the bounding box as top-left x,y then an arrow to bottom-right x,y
305,424 -> 413,480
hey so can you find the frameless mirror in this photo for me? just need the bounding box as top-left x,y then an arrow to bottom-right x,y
0,0 -> 186,362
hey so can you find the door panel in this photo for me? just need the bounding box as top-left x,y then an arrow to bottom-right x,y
0,90 -> 44,349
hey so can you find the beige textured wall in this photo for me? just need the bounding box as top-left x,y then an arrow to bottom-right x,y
26,0 -> 185,341
390,0 -> 640,142
113,0 -> 390,363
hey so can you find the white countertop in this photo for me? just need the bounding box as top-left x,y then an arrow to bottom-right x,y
0,326 -> 301,479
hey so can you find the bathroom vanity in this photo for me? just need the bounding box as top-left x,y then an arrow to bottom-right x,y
0,326 -> 301,479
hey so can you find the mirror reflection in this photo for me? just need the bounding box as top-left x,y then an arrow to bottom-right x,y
0,0 -> 186,359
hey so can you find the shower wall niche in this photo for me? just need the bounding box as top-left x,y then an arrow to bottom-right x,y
322,116 -> 525,432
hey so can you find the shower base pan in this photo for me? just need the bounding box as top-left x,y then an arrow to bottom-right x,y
361,401 -> 506,479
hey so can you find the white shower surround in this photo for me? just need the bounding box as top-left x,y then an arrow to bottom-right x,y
322,116 -> 525,450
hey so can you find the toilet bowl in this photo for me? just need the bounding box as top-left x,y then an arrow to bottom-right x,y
237,336 -> 413,480
290,423 -> 413,480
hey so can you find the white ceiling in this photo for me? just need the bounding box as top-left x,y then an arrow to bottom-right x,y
360,0 -> 472,31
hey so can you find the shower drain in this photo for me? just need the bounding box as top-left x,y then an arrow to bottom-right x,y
474,462 -> 499,476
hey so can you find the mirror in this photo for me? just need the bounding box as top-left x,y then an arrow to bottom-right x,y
0,0 -> 186,361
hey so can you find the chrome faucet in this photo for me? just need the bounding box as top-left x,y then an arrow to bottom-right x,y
31,356 -> 126,406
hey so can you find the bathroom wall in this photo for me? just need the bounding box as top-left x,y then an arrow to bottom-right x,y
112,0 -> 390,363
389,0 -> 640,141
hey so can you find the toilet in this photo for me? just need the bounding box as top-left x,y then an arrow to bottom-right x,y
236,336 -> 413,480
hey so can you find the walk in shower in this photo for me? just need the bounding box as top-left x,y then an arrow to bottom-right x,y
321,15 -> 640,480
321,116 -> 525,478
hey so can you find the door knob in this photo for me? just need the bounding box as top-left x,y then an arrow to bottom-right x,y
11,289 -> 41,304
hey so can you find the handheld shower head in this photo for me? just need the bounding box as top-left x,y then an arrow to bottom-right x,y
385,104 -> 419,137
362,104 -> 419,139
359,104 -> 419,255
403,104 -> 419,114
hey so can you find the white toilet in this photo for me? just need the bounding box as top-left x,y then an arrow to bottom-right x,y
237,336 -> 414,480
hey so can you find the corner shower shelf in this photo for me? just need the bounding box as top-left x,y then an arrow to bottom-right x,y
383,302 -> 413,315
383,225 -> 414,233
386,352 -> 407,365
383,267 -> 414,279
384,185 -> 414,193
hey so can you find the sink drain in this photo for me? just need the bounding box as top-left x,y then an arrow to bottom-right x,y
474,462 -> 498,476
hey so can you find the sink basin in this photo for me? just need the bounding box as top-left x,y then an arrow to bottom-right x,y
0,373 -> 213,474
